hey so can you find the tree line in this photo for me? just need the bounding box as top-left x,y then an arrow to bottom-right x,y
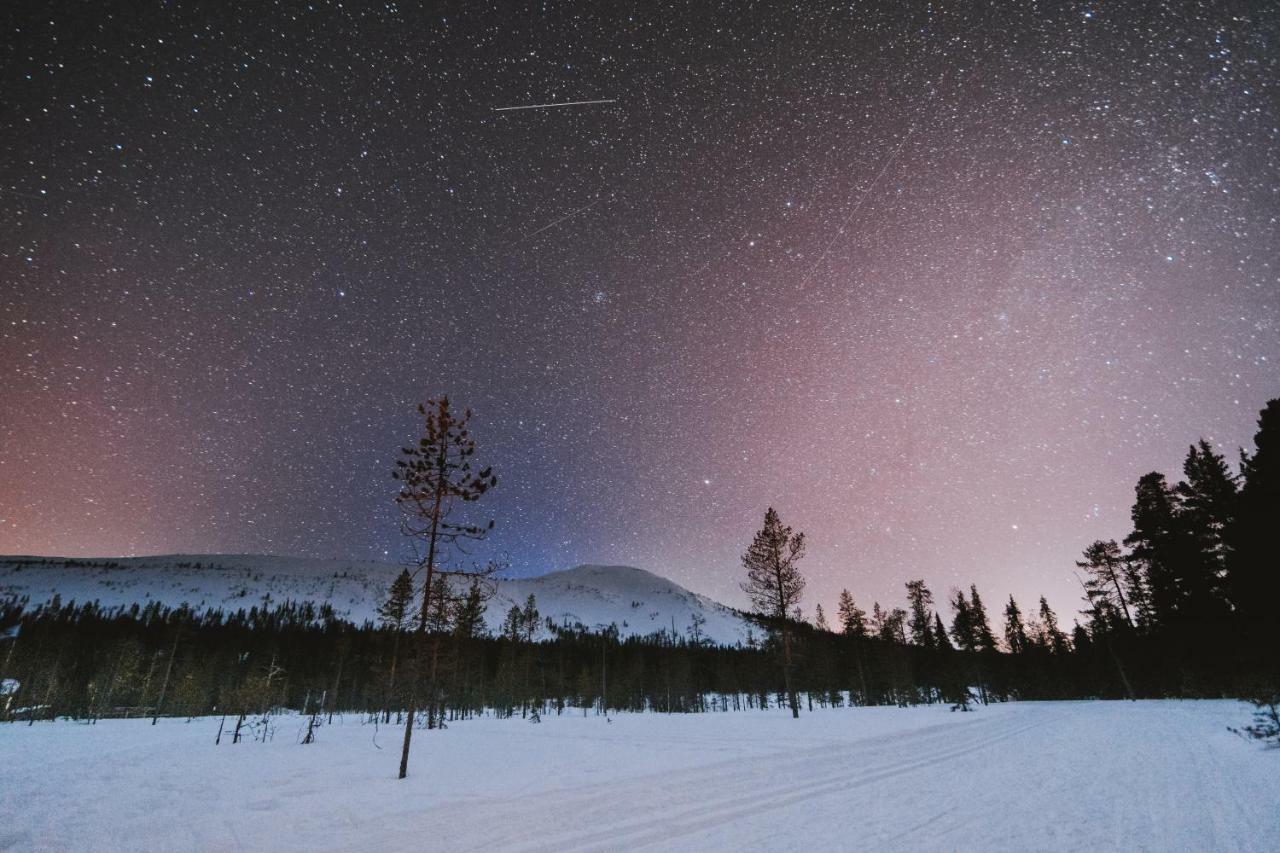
0,397 -> 1275,752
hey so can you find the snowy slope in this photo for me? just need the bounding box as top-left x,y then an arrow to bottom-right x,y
0,555 -> 753,645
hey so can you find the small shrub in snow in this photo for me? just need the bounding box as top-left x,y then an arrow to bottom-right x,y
1230,693 -> 1280,748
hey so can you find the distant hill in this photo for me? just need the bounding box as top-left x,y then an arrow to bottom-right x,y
0,554 -> 753,646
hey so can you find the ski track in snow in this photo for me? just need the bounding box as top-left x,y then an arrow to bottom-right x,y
4,700 -> 1276,852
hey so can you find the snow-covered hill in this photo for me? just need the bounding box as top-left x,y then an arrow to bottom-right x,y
0,554 -> 753,646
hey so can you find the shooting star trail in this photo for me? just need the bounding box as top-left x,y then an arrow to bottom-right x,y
494,98 -> 617,112
522,199 -> 601,240
797,126 -> 916,289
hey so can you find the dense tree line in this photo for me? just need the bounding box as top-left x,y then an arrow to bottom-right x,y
0,398 -> 1275,738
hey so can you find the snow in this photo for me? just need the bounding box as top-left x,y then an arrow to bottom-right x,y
0,555 -> 753,645
2,700 -> 1275,851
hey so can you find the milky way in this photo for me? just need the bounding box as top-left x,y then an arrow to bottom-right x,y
2,2 -> 1277,622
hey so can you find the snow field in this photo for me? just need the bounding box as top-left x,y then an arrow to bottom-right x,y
2,699 -> 1276,852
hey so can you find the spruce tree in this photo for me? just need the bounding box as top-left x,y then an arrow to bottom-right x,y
967,585 -> 997,652
1231,399 -> 1280,624
1038,597 -> 1069,655
452,578 -> 490,640
836,589 -> 868,637
740,507 -> 806,718
1124,472 -> 1184,626
814,603 -> 830,632
949,589 -> 976,652
377,569 -> 415,723
904,580 -> 935,648
1003,595 -> 1029,654
378,569 -> 415,630
521,595 -> 540,642
1175,440 -> 1237,619
933,613 -> 953,651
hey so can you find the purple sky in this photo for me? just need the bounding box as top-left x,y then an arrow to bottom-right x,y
3,2 -> 1277,625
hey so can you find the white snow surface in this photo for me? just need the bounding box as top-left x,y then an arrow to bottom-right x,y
1,700 -> 1276,852
0,554 -> 753,645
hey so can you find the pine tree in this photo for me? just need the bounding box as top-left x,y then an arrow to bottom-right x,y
392,397 -> 498,779
425,573 -> 454,633
1076,540 -> 1133,627
1003,595 -> 1029,654
502,604 -> 524,642
1121,555 -> 1154,633
1231,399 -> 1280,624
967,585 -> 996,652
949,589 -> 976,652
1124,472 -> 1184,626
520,595 -> 540,642
1175,440 -> 1237,619
377,569 -> 415,723
378,569 -> 415,630
884,608 -> 908,645
814,603 -> 830,632
452,578 -> 490,640
904,580 -> 935,647
836,589 -> 867,637
1038,597 -> 1069,655
740,507 -> 806,718
933,613 -> 953,650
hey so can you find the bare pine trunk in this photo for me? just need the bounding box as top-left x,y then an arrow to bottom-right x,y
782,626 -> 798,718
152,630 -> 180,725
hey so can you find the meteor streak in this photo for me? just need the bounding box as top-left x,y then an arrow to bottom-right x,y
494,98 -> 617,112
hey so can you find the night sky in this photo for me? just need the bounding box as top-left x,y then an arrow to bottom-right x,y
3,2 -> 1278,622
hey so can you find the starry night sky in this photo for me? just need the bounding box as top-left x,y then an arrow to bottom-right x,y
3,2 -> 1278,620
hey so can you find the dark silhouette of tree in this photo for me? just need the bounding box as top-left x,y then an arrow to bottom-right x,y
949,589 -> 976,652
377,568 -> 414,722
1003,596 -> 1029,654
392,397 -> 497,780
904,580 -> 935,648
1038,597 -> 1069,655
1124,472 -> 1184,627
452,577 -> 490,640
1231,398 -> 1280,625
1175,440 -> 1237,620
740,507 -> 806,718
814,603 -> 830,632
967,585 -> 997,652
933,613 -> 952,650
882,607 -> 908,645
1077,540 -> 1133,627
836,589 -> 867,637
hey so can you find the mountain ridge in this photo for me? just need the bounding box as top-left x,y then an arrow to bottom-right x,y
0,554 -> 753,646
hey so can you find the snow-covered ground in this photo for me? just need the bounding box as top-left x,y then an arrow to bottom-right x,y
0,555 -> 753,644
2,700 -> 1275,852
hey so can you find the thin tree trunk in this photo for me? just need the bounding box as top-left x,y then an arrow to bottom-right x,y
152,629 -> 180,725
400,475 -> 444,779
384,629 -> 400,724
783,625 -> 798,718
328,648 -> 344,725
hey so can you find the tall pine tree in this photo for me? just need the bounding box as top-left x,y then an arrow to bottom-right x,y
1231,399 -> 1280,624
836,589 -> 868,637
740,507 -> 806,718
904,580 -> 935,648
1003,595 -> 1029,654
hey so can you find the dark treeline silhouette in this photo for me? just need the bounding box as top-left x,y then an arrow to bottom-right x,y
0,398 -> 1276,730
